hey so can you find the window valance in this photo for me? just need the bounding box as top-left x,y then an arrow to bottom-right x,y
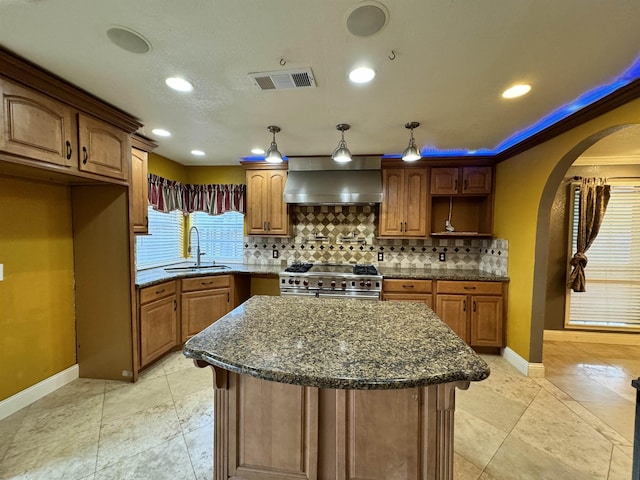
148,174 -> 246,216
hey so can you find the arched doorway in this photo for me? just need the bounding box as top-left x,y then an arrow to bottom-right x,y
528,124 -> 640,364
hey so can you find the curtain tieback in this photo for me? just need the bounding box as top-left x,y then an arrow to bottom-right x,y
569,252 -> 588,268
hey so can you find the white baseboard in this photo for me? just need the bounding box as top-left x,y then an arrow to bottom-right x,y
544,329 -> 640,345
0,364 -> 79,421
502,347 -> 546,378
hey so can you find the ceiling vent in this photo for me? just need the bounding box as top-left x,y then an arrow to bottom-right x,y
249,68 -> 316,91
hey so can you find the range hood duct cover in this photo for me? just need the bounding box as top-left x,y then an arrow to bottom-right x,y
283,157 -> 383,205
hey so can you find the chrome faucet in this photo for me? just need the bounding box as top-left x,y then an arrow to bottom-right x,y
188,226 -> 206,267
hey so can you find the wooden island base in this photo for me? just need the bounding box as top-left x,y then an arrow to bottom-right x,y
197,362 -> 469,480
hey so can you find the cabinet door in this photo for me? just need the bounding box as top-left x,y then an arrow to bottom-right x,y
246,170 -> 268,234
131,147 -> 148,234
78,113 -> 130,180
435,294 -> 468,342
0,79 -> 74,167
462,166 -> 492,195
139,295 -> 178,367
379,168 -> 404,236
403,168 -> 428,236
265,170 -> 289,235
181,288 -> 230,341
470,295 -> 503,347
382,293 -> 433,309
430,167 -> 459,195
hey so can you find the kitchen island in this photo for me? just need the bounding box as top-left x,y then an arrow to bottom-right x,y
184,295 -> 490,480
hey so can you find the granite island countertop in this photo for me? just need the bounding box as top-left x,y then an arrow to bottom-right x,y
183,295 -> 490,390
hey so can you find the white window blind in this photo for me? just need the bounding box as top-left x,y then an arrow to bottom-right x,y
189,211 -> 244,263
567,184 -> 640,329
136,207 -> 185,269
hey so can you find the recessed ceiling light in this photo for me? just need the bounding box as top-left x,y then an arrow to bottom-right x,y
191,150 -> 205,156
349,67 -> 375,84
151,128 -> 171,137
165,77 -> 193,92
502,84 -> 531,99
251,148 -> 265,155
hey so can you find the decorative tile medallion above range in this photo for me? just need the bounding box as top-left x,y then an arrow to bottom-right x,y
244,205 -> 507,276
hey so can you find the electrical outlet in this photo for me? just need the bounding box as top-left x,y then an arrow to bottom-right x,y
439,252 -> 446,261
377,252 -> 384,261
272,249 -> 279,259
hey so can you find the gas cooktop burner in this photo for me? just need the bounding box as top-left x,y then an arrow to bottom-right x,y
354,264 -> 378,275
284,263 -> 313,273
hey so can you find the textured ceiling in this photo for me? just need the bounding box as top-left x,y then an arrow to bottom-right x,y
1,0 -> 640,165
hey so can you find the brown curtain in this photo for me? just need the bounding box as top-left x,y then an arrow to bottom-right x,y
567,178 -> 610,292
147,174 -> 246,216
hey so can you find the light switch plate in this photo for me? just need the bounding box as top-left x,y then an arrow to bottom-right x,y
0,264 -> 3,281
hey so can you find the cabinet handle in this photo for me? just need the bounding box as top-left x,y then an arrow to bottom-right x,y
173,300 -> 177,311
454,179 -> 458,191
65,140 -> 72,160
463,286 -> 476,290
145,215 -> 148,227
463,179 -> 468,191
227,292 -> 230,302
263,221 -> 267,230
82,146 -> 88,164
155,288 -> 165,294
473,300 -> 476,312
201,281 -> 214,285
402,285 -> 414,289
404,222 -> 407,232
463,299 -> 466,311
267,221 -> 270,231
400,222 -> 403,232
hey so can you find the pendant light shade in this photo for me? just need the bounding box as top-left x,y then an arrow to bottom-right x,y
402,121 -> 422,162
332,124 -> 352,163
265,125 -> 283,163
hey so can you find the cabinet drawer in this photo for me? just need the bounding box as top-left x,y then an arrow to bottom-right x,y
383,279 -> 432,294
182,275 -> 230,292
436,281 -> 503,295
139,281 -> 176,305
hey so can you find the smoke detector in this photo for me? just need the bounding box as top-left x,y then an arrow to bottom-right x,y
249,68 -> 316,91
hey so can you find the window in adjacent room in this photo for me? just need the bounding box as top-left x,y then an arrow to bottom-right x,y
566,182 -> 640,330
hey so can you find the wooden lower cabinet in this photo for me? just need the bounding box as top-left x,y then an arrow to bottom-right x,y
209,368 -> 465,480
138,281 -> 179,368
435,281 -> 505,347
382,279 -> 434,308
181,275 -> 231,342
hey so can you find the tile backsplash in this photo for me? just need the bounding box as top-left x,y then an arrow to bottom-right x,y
244,205 -> 507,276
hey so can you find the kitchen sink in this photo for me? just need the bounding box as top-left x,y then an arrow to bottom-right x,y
164,264 -> 229,272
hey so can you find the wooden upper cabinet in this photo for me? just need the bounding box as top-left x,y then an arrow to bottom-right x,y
0,78 -> 74,167
131,147 -> 149,234
246,168 -> 289,236
380,167 -> 427,237
78,113 -> 130,180
462,166 -> 492,195
430,166 -> 492,195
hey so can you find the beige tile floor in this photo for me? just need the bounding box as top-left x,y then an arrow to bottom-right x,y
0,340 -> 637,479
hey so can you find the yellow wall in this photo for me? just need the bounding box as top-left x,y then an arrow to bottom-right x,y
186,166 -> 245,184
0,177 -> 76,400
148,153 -> 188,183
494,96 -> 640,361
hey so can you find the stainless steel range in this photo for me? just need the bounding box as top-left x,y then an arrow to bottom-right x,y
279,263 -> 382,300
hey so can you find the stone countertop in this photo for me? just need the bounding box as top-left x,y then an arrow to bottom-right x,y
136,263 -> 282,287
183,295 -> 490,390
137,263 -> 508,287
378,266 -> 509,282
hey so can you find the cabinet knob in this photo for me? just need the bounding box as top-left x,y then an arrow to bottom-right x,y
82,146 -> 88,164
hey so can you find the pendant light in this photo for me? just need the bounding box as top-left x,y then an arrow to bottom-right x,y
402,121 -> 422,162
332,124 -> 352,163
265,125 -> 283,163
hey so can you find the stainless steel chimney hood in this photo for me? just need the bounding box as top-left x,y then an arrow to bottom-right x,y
283,157 -> 383,205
